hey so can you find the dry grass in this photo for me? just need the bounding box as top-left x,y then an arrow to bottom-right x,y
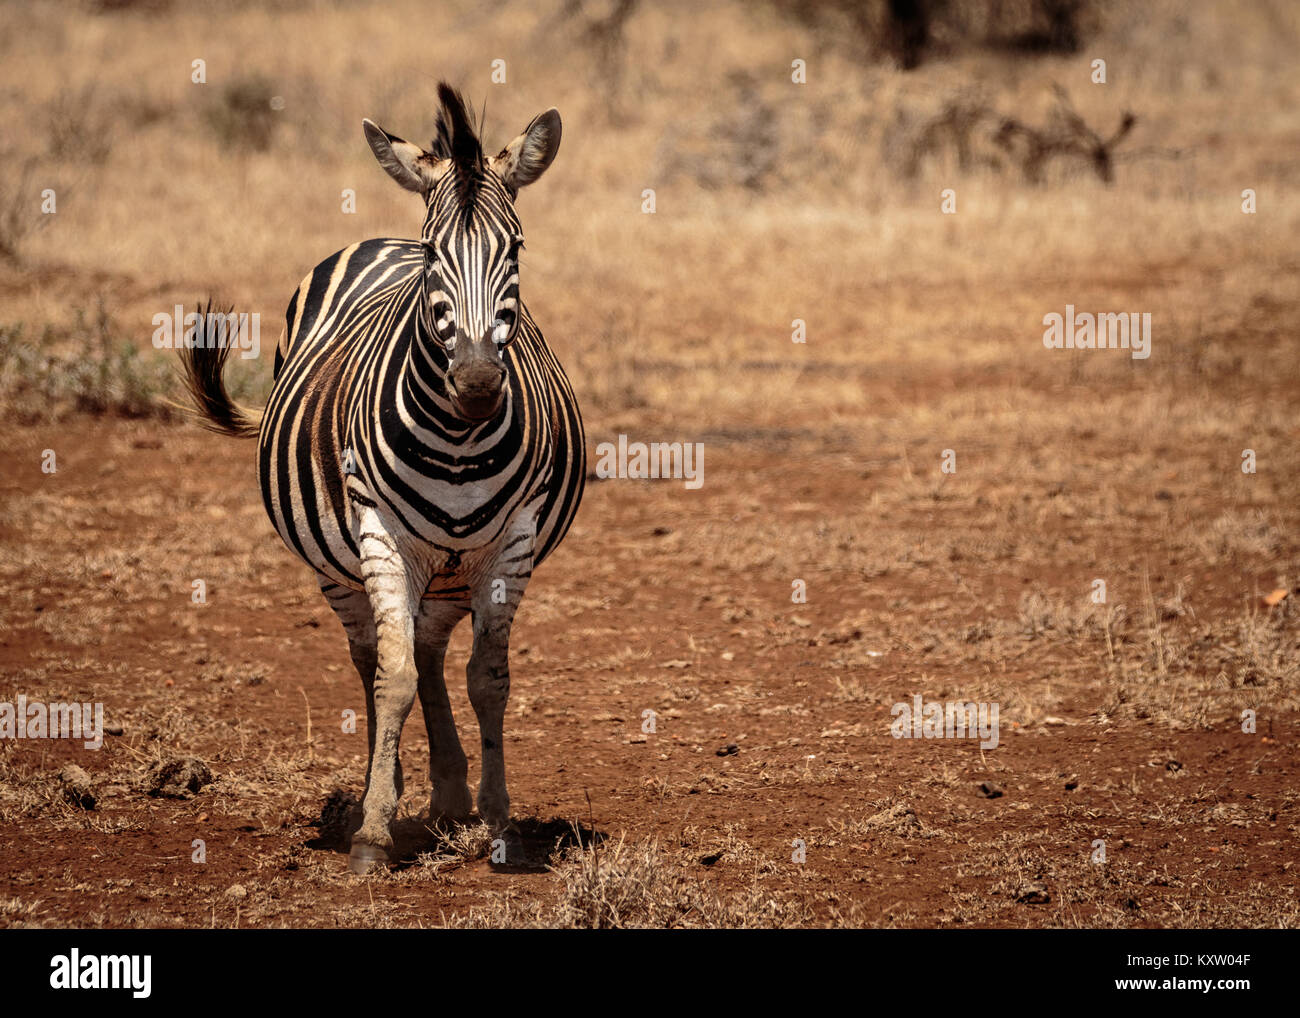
0,0 -> 1296,428
1,0 -> 1298,928
444,831 -> 813,928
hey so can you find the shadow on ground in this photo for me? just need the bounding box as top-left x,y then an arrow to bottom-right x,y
304,788 -> 604,872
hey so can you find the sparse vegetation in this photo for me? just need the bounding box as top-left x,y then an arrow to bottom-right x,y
204,75 -> 280,152
0,306 -> 174,420
0,160 -> 46,263
902,85 -> 1137,183
46,83 -> 114,166
0,0 -> 1297,929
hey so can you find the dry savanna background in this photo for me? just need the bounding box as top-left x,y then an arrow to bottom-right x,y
1,0 -> 1298,928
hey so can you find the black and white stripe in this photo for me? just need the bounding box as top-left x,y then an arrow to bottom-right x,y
259,236 -> 583,589
183,84 -> 583,872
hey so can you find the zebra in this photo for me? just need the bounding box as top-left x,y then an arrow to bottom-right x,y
179,84 -> 586,873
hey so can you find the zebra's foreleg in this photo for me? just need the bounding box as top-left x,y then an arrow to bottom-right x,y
349,506 -> 422,874
415,600 -> 473,826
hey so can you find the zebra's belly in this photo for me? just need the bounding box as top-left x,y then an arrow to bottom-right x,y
415,524 -> 534,600
258,411 -> 549,594
257,419 -> 365,589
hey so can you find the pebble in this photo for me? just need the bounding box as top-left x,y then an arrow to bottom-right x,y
58,764 -> 96,810
1016,881 -> 1051,905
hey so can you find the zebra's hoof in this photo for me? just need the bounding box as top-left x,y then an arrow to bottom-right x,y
348,842 -> 390,875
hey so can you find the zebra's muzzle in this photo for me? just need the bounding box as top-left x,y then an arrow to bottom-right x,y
446,350 -> 507,421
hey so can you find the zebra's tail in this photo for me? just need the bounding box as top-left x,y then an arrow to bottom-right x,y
173,299 -> 263,439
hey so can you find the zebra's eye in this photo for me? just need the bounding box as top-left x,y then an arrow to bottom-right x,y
492,309 -> 517,352
509,238 -> 525,258
432,302 -> 455,342
493,310 -> 513,335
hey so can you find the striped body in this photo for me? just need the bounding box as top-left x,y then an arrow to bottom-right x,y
258,237 -> 585,597
181,85 -> 583,870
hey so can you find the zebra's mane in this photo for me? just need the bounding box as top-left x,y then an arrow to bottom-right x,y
432,82 -> 484,207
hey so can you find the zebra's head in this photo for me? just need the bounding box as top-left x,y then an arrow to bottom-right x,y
362,83 -> 561,422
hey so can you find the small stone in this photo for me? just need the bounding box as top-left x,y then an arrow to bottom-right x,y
978,781 -> 1004,799
144,757 -> 213,798
1016,881 -> 1051,904
716,743 -> 739,757
58,765 -> 96,810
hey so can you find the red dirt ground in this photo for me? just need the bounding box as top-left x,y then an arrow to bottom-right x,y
2,401 -> 1296,927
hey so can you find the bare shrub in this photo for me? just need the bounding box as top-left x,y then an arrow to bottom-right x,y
0,160 -> 48,264
205,75 -> 280,151
653,71 -> 780,191
903,85 -> 1136,184
0,304 -> 176,420
48,84 -> 115,166
554,0 -> 640,122
771,0 -> 1099,69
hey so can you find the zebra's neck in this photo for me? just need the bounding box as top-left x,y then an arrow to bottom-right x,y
396,309 -> 513,445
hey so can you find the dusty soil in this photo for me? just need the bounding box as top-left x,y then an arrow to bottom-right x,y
2,0 -> 1299,931
2,358 -> 1297,927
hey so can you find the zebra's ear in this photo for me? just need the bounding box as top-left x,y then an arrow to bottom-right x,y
492,108 -> 561,192
363,119 -> 443,194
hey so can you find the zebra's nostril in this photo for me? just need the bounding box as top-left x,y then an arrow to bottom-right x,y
448,357 -> 506,409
